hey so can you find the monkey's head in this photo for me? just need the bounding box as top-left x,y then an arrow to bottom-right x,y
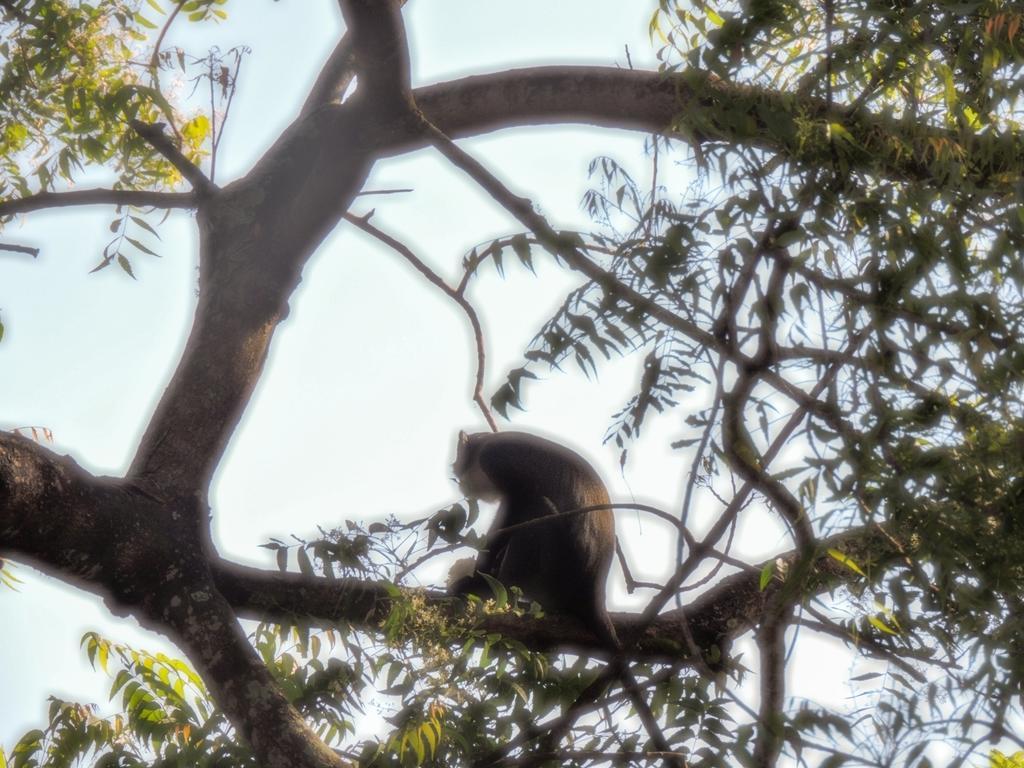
445,556 -> 477,591
452,430 -> 501,501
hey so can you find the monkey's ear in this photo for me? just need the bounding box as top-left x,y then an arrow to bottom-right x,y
458,430 -> 470,448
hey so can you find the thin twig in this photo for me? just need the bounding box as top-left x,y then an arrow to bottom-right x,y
797,609 -> 928,682
0,188 -> 196,217
147,0 -> 186,139
343,210 -> 498,432
0,242 -> 39,257
420,118 -> 719,351
500,501 -> 684,536
208,54 -> 217,183
356,187 -> 413,196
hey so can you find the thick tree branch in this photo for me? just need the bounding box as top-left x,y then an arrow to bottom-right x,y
298,0 -> 412,119
0,188 -> 197,218
210,524 -> 900,662
337,0 -> 410,112
166,585 -> 349,768
300,35 -> 356,118
0,433 -> 351,767
128,105 -> 375,493
0,433 -> 122,601
394,67 -> 1023,189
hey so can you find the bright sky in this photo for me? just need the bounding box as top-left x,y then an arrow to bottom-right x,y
0,0 -> 862,750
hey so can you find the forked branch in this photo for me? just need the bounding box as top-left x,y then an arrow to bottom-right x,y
131,120 -> 216,194
342,210 -> 499,432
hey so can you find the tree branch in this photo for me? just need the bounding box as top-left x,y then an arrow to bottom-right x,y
343,210 -> 499,430
0,242 -> 38,257
390,67 -> 1024,190
337,0 -> 410,113
209,524 -> 900,661
419,118 -> 720,353
299,35 -> 356,118
126,104 -> 376,493
298,0 -> 418,119
0,188 -> 197,218
753,605 -> 791,768
165,584 -> 349,768
131,120 -> 216,194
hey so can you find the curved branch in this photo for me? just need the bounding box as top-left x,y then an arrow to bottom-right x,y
0,188 -> 197,218
210,524 -> 899,662
128,105 -> 376,494
342,210 -> 499,432
146,0 -> 186,140
165,585 -> 348,768
300,35 -> 356,118
419,117 -> 719,351
338,0 -> 410,112
0,433 -> 117,598
390,67 -> 1023,189
0,242 -> 38,257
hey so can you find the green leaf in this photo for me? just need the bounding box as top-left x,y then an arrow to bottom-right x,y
826,548 -> 866,577
759,561 -> 775,591
130,216 -> 162,240
13,729 -> 44,755
479,572 -> 508,609
117,254 -> 136,279
109,669 -> 133,698
126,237 -> 160,257
867,614 -> 898,635
133,12 -> 158,29
411,728 -> 425,765
850,672 -> 883,682
181,114 -> 211,145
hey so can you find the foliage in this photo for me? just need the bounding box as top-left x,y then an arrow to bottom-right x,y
0,0 -> 233,274
489,0 -> 1024,762
0,516 -> 729,767
992,751 -> 1024,768
1,632 -> 250,768
5,0 -> 1024,765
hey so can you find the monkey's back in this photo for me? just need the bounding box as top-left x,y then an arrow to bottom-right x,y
473,432 -> 615,639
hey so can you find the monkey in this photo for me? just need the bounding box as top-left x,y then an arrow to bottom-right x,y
448,429 -> 619,648
449,430 -> 685,768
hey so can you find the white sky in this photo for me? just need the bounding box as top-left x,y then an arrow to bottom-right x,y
0,0 -> 865,752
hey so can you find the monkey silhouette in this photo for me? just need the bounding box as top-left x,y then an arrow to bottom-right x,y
449,430 -> 619,648
449,430 -> 686,767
